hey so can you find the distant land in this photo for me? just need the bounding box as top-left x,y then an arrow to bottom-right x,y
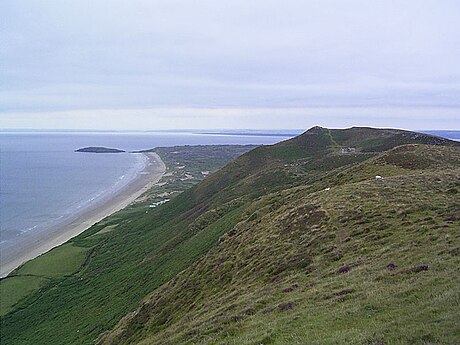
195,130 -> 303,137
2,128 -> 459,140
75,147 -> 125,153
420,130 -> 460,140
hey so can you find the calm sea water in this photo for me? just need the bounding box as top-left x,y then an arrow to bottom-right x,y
0,131 -> 290,257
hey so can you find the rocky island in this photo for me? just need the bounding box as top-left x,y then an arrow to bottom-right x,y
75,147 -> 126,153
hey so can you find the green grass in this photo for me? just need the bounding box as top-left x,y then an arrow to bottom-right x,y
0,276 -> 47,316
0,243 -> 89,317
91,224 -> 119,236
15,243 -> 89,278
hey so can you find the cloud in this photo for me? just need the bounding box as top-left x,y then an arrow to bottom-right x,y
1,0 -> 459,128
1,106 -> 458,130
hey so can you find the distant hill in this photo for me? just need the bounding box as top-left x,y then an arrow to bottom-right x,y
2,127 -> 459,345
421,130 -> 460,140
75,147 -> 125,153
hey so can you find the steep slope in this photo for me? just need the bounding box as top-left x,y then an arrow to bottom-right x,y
97,132 -> 460,344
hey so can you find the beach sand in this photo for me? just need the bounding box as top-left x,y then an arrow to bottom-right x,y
0,152 -> 166,278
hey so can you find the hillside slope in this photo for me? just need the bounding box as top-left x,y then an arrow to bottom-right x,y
2,128 -> 458,345
98,129 -> 460,344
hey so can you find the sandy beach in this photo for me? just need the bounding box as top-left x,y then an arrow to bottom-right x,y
0,152 -> 166,278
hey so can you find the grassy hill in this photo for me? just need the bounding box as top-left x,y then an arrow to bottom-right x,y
2,128 -> 459,345
99,142 -> 460,345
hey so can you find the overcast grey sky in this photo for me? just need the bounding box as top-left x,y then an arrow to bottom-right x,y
1,0 -> 459,130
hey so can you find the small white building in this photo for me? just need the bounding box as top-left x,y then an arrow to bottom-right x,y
341,147 -> 357,154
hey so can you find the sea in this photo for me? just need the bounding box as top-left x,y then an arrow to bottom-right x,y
0,131 -> 294,262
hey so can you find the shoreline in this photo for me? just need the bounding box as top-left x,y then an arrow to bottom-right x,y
0,152 -> 166,278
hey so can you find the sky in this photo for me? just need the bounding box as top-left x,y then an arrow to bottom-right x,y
1,0 -> 459,130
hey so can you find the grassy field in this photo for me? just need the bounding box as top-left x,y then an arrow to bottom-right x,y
15,243 -> 89,278
2,128 -> 459,345
1,243 -> 89,317
0,276 -> 46,316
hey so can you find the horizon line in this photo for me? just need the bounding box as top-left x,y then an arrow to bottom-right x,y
1,128 -> 459,133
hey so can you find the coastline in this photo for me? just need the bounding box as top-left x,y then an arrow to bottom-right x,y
0,152 -> 166,278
